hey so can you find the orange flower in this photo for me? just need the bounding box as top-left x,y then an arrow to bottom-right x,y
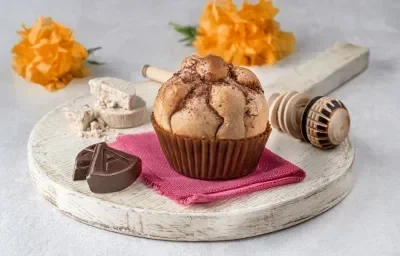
194,0 -> 296,66
11,16 -> 89,91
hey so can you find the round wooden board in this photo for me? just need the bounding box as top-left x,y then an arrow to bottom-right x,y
28,81 -> 355,241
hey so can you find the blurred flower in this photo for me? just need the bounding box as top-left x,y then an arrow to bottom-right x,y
11,16 -> 101,91
172,0 -> 296,66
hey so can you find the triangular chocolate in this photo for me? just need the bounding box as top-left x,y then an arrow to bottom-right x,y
73,144 -> 98,181
73,143 -> 115,181
87,143 -> 141,193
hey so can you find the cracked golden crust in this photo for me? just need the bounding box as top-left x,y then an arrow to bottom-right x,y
154,55 -> 268,139
153,76 -> 194,132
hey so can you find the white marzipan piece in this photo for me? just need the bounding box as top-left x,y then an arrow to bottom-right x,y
263,42 -> 369,97
89,77 -> 137,110
63,105 -> 96,132
94,99 -> 148,129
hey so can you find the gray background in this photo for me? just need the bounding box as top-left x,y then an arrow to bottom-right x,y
1,0 -> 399,255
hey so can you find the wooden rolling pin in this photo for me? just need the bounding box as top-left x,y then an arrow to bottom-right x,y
141,42 -> 368,149
141,65 -> 174,84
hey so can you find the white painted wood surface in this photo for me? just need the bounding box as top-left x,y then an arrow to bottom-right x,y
264,42 -> 369,97
27,80 -> 355,241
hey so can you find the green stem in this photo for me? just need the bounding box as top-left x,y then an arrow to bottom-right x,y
85,47 -> 104,65
169,22 -> 197,46
87,46 -> 102,55
87,60 -> 104,65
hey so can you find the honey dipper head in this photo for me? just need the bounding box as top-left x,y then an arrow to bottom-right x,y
301,96 -> 350,149
153,55 -> 269,140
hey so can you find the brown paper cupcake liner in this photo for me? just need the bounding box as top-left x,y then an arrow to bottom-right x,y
151,114 -> 272,180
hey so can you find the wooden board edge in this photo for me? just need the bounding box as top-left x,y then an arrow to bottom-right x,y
27,134 -> 355,241
28,153 -> 353,241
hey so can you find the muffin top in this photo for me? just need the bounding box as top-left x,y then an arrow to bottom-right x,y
153,55 -> 269,140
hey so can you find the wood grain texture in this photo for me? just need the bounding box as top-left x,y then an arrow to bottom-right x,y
264,42 -> 369,97
27,81 -> 355,241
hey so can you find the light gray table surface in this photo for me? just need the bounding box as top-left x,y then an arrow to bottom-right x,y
1,0 -> 399,255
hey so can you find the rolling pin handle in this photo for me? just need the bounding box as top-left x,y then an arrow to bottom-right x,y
141,65 -> 174,84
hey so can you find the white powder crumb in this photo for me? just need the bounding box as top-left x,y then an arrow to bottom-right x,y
64,105 -> 112,139
79,118 -> 109,139
63,105 -> 95,132
101,135 -> 111,142
90,120 -> 101,131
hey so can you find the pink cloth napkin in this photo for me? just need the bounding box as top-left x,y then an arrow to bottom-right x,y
109,132 -> 306,205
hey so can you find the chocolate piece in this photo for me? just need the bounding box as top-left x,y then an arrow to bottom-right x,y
87,143 -> 141,193
73,143 -> 141,193
73,144 -> 97,181
73,143 -> 114,181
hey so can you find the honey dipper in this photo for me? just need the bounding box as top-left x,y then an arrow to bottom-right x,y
267,92 -> 350,149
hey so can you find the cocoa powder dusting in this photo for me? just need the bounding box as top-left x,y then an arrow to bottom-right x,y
160,54 -> 266,138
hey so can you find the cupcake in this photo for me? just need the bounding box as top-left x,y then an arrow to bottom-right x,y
152,55 -> 271,180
